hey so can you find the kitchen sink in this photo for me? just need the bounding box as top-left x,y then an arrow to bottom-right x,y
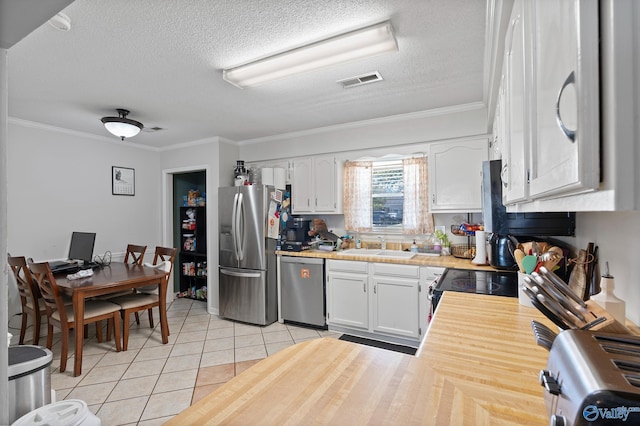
335,249 -> 379,256
374,250 -> 416,259
336,249 -> 416,259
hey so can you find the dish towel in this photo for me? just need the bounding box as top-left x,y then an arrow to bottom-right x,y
143,261 -> 172,272
138,261 -> 172,293
66,269 -> 94,280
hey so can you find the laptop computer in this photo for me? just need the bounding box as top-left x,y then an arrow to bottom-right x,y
49,232 -> 96,273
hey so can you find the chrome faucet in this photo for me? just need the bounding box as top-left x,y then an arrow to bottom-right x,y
378,236 -> 386,250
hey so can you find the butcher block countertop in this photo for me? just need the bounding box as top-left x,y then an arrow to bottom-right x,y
167,292 -> 554,425
276,249 -> 498,271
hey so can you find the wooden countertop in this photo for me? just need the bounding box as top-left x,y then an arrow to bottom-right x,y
167,292 -> 553,425
276,249 -> 498,271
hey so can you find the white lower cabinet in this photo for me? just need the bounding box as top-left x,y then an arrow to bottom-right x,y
326,259 -> 424,346
326,271 -> 369,330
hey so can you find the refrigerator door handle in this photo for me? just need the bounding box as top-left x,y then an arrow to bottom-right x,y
231,192 -> 239,260
236,192 -> 245,261
220,268 -> 261,279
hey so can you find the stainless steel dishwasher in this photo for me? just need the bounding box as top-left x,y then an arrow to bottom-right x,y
280,256 -> 326,328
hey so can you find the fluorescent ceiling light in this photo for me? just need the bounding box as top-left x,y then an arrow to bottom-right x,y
223,21 -> 398,88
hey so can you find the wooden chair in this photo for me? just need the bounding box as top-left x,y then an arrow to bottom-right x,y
8,255 -> 47,345
110,246 -> 177,350
30,262 -> 122,373
124,244 -> 147,266
95,242 -> 148,333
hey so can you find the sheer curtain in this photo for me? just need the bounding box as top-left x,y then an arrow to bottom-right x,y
402,157 -> 434,234
343,161 -> 373,232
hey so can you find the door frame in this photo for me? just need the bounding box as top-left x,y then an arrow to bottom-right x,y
162,165 -> 212,312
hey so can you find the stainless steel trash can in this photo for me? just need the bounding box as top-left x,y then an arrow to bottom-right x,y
8,345 -> 54,424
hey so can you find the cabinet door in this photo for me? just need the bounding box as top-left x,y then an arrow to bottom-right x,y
326,271 -> 368,330
528,0 -> 599,199
429,139 -> 488,212
502,0 -> 529,204
371,276 -> 420,339
314,156 -> 337,212
291,158 -> 313,213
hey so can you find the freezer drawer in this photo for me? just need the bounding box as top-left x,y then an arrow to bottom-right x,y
219,267 -> 276,326
280,256 -> 326,327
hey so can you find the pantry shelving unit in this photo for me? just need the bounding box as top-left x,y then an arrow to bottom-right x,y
178,206 -> 207,300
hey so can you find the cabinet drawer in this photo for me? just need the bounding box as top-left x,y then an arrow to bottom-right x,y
372,263 -> 420,278
326,259 -> 368,274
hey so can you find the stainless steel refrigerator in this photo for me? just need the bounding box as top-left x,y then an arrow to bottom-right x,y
218,185 -> 278,325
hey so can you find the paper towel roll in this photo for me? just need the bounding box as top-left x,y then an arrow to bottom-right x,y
274,167 -> 286,189
472,230 -> 487,265
261,168 -> 274,186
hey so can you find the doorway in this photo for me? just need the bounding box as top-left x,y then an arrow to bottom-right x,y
172,170 -> 207,298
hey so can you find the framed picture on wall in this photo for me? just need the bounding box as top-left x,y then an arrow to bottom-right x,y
112,166 -> 135,196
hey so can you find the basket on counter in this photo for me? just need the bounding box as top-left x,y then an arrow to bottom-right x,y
450,244 -> 476,259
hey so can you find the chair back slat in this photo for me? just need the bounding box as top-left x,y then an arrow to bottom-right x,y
125,244 -> 147,265
30,262 -> 68,323
8,255 -> 41,310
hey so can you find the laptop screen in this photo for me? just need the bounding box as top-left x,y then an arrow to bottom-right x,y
68,232 -> 96,264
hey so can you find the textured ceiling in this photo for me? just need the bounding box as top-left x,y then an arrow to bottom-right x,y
7,0 -> 489,148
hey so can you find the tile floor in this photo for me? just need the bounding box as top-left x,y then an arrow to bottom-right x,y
9,298 -> 341,425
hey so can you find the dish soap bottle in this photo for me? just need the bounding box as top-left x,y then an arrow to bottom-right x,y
411,239 -> 419,253
590,262 -> 626,324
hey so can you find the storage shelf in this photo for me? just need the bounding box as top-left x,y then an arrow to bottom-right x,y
179,206 -> 207,297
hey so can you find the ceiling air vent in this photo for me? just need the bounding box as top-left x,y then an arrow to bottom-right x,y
142,127 -> 164,133
337,71 -> 384,88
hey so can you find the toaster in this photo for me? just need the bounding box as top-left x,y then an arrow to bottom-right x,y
541,329 -> 640,425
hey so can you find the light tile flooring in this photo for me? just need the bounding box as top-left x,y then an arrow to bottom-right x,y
9,298 -> 341,425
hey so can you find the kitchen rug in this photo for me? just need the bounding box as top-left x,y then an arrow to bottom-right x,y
338,334 -> 417,355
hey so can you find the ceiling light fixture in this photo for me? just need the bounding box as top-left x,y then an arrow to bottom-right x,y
48,13 -> 71,32
101,109 -> 144,141
222,20 -> 398,89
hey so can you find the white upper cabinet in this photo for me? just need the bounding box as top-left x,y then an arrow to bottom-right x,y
527,0 -> 600,199
291,158 -> 313,212
291,155 -> 342,214
501,0 -> 529,204
494,0 -> 640,212
429,138 -> 488,212
313,156 -> 338,212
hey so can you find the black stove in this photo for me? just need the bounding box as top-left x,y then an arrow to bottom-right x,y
431,268 -> 518,310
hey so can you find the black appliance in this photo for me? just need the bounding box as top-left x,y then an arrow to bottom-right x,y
482,160 -> 576,269
430,268 -> 518,311
280,217 -> 312,251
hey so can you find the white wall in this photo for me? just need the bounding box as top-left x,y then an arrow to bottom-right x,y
1,46 -> 9,426
573,211 -> 640,326
239,104 -> 487,161
7,121 -> 162,312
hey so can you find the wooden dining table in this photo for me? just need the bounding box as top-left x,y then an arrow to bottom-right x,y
55,263 -> 170,376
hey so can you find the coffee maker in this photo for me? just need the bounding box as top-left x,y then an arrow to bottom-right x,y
281,217 -> 312,251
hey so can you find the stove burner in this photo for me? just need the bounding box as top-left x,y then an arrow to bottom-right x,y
449,279 -> 502,294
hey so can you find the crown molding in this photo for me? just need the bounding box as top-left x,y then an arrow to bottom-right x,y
8,117 -> 161,152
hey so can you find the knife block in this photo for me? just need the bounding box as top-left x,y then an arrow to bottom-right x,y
582,299 -> 631,335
